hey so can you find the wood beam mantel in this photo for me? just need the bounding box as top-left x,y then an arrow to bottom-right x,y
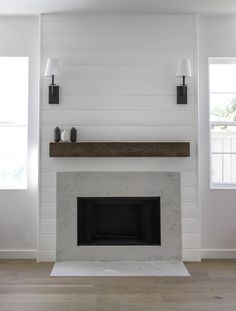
49,142 -> 190,157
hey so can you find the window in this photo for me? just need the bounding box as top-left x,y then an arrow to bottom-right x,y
0,57 -> 28,189
209,58 -> 236,188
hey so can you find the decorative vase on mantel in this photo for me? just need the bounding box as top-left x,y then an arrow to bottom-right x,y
70,127 -> 77,142
54,127 -> 61,142
61,129 -> 70,142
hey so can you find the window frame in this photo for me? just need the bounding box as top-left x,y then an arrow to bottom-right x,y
0,57 -> 29,190
209,57 -> 236,189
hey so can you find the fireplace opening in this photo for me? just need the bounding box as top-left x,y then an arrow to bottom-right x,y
77,197 -> 161,246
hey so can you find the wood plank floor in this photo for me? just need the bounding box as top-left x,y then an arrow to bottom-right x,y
0,260 -> 236,310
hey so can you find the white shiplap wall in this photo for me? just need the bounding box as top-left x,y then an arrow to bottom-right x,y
39,14 -> 199,262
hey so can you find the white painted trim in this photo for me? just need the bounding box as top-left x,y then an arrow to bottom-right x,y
208,58 -> 236,188
211,183 -> 236,190
202,249 -> 236,259
0,250 -> 37,259
195,14 -> 201,262
37,14 -> 42,263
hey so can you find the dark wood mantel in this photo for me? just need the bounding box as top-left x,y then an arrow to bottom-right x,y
49,142 -> 190,157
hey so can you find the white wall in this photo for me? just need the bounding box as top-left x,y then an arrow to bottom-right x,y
39,14 -> 199,261
199,16 -> 236,258
0,17 -> 39,259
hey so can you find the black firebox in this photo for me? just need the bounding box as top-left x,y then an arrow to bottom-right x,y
77,197 -> 160,246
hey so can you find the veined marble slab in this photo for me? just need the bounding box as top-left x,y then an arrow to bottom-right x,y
50,261 -> 190,277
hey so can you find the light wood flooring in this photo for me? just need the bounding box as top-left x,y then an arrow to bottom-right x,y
0,260 -> 236,310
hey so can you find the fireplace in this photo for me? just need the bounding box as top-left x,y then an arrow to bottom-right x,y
77,197 -> 160,246
56,172 -> 181,261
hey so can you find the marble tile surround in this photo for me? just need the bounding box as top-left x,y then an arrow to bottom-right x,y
56,172 -> 181,261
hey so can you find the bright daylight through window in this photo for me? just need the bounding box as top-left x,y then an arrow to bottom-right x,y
0,57 -> 28,189
209,58 -> 236,188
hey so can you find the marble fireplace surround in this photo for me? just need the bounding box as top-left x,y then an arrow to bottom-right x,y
56,171 -> 181,261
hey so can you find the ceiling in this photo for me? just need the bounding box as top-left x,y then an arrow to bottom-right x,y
1,0 -> 236,15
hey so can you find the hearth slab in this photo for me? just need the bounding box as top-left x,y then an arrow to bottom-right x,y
50,261 -> 190,277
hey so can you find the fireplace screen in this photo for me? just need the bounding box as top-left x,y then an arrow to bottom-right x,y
77,197 -> 160,246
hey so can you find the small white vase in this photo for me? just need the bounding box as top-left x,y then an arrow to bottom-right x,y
61,129 -> 70,142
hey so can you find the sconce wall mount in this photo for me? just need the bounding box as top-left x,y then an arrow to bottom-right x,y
176,58 -> 192,104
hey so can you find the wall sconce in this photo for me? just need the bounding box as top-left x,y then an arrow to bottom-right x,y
44,58 -> 60,104
176,58 -> 192,104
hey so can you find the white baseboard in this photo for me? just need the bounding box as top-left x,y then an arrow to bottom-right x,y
202,249 -> 236,259
0,249 -> 37,259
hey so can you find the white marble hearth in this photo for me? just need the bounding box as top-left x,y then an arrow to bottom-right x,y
51,261 -> 190,277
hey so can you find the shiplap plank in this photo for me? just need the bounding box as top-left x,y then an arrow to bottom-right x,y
40,126 -> 196,144
182,233 -> 198,249
39,234 -> 56,250
41,203 -> 56,219
41,188 -> 56,204
42,80 -> 195,97
182,202 -> 198,218
182,249 -> 200,261
41,95 -> 196,111
41,110 -> 195,126
181,172 -> 197,187
182,218 -> 198,233
42,51 -> 195,67
182,187 -> 197,202
42,15 -> 195,36
41,172 -> 56,188
37,250 -> 56,262
41,123 -> 196,145
189,143 -> 197,158
43,66 -> 195,81
40,219 -> 56,234
40,157 -> 197,173
42,35 -> 195,51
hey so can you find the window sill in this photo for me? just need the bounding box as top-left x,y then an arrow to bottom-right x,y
210,183 -> 236,190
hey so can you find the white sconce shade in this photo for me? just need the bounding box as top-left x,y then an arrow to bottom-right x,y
176,58 -> 192,77
44,58 -> 60,77
44,58 -> 60,104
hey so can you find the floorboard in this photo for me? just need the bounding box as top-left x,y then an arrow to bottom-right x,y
0,260 -> 236,310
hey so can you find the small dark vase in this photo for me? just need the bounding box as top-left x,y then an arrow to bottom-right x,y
70,127 -> 77,142
54,127 -> 61,142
